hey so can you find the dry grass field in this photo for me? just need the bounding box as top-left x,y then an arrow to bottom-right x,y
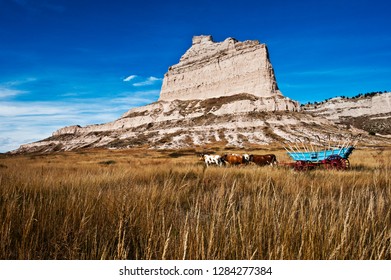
0,146 -> 390,260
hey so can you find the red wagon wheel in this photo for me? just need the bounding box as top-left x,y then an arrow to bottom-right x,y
325,155 -> 350,170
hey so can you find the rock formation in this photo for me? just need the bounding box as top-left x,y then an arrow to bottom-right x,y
160,35 -> 284,101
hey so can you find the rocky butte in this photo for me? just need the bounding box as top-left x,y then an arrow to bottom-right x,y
161,35 -> 299,111
161,35 -> 284,101
12,35 -> 386,153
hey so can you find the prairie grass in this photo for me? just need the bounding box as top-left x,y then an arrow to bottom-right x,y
0,147 -> 390,259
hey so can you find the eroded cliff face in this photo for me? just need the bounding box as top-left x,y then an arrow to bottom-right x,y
159,35 -> 284,102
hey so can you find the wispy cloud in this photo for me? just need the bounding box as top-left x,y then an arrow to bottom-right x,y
123,75 -> 137,82
0,78 -> 38,99
0,87 -> 26,98
123,75 -> 163,87
132,76 -> 162,87
2,77 -> 37,87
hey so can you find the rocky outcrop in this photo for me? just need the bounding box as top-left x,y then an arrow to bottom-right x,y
303,92 -> 391,135
160,35 -> 286,102
52,125 -> 82,136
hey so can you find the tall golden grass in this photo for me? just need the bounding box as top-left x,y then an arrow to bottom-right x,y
0,147 -> 390,259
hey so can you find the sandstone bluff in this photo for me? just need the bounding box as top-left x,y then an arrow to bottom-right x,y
159,35 -> 298,111
13,36 -> 387,153
161,36 -> 285,102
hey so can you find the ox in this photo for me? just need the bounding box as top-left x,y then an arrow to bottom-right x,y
221,154 -> 249,165
249,154 -> 277,166
199,154 -> 225,167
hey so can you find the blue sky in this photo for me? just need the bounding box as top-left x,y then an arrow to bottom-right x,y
1,0 -> 390,152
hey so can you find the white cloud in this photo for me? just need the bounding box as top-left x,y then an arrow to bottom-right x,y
122,74 -> 162,86
123,75 -> 137,82
0,102 -> 65,117
0,87 -> 26,99
3,77 -> 37,87
0,78 -> 37,99
133,76 -> 162,87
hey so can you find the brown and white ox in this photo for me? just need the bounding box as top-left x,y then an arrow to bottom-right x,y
249,154 -> 277,166
221,154 -> 250,165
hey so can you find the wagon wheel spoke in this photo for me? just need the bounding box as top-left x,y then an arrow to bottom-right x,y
325,155 -> 349,170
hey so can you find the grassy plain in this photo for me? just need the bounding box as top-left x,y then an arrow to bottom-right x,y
0,146 -> 390,259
